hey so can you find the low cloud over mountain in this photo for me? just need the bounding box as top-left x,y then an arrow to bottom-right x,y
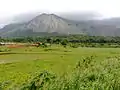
0,13 -> 120,37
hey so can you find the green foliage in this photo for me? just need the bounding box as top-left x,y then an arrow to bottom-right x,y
41,43 -> 48,48
54,38 -> 62,44
36,42 -> 48,48
1,35 -> 120,48
20,56 -> 120,90
0,46 -> 120,89
22,71 -> 56,90
61,39 -> 68,48
0,47 -> 11,52
70,43 -> 79,48
46,38 -> 53,44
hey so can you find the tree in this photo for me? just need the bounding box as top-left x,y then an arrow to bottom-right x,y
46,38 -> 53,44
61,39 -> 68,48
54,38 -> 62,44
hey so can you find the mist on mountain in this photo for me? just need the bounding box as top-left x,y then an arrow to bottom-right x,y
0,11 -> 102,28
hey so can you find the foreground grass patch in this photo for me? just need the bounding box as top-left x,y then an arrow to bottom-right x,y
20,56 -> 120,90
0,46 -> 120,89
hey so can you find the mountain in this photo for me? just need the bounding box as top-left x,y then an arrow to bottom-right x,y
1,13 -> 120,37
0,11 -> 101,28
82,19 -> 120,36
0,13 -> 84,37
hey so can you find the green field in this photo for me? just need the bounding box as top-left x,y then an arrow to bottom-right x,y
0,46 -> 120,89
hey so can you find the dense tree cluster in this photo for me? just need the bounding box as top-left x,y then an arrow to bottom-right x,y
1,35 -> 120,48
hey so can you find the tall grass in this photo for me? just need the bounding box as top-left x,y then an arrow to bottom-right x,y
20,56 -> 120,90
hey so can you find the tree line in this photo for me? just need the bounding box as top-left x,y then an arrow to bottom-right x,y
1,35 -> 120,48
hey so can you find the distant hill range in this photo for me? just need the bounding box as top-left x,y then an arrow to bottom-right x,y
1,13 -> 120,37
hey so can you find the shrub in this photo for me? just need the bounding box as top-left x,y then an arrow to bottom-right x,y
70,44 -> 79,48
21,71 -> 56,90
9,56 -> 120,90
0,48 -> 10,52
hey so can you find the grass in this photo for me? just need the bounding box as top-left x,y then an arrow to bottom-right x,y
0,45 -> 120,89
20,56 -> 120,90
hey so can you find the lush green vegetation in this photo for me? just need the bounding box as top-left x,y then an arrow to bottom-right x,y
0,45 -> 120,89
1,34 -> 120,43
22,56 -> 120,90
0,35 -> 120,89
1,35 -> 120,48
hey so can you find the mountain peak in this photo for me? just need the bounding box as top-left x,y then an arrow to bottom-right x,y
0,13 -> 83,37
38,13 -> 58,17
30,13 -> 61,22
26,13 -> 72,33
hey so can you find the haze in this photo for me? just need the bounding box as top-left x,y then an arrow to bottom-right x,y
0,0 -> 119,27
0,0 -> 119,18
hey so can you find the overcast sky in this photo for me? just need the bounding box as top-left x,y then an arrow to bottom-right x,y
0,0 -> 119,19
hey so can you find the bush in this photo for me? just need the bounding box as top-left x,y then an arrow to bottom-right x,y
0,48 -> 10,52
61,39 -> 68,48
70,44 -> 79,48
21,71 -> 56,90
20,56 -> 120,90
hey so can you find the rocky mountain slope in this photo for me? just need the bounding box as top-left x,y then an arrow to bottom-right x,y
0,13 -> 83,37
0,13 -> 120,37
